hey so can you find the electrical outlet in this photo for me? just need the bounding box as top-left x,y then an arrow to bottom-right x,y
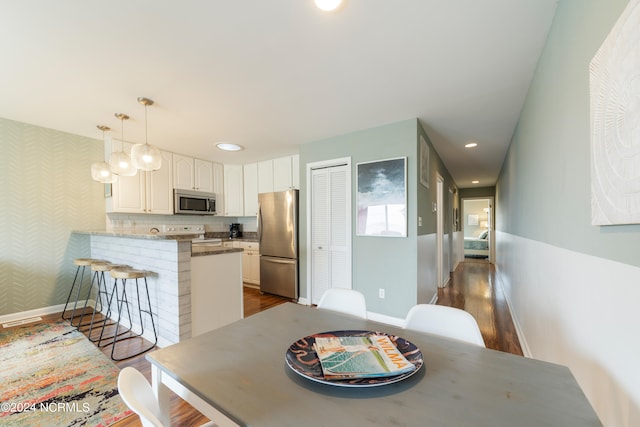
378,288 -> 385,299
418,216 -> 422,226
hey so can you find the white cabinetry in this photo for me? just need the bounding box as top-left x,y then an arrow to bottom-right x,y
146,150 -> 174,214
107,140 -> 173,214
241,241 -> 260,286
212,162 -> 224,216
173,154 -> 214,193
222,241 -> 261,286
243,163 -> 259,216
257,160 -> 274,194
223,165 -> 244,216
257,155 -> 300,194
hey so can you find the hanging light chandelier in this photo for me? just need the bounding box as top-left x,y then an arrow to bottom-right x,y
91,125 -> 118,183
109,113 -> 138,176
131,97 -> 162,171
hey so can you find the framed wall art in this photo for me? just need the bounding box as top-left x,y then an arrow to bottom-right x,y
590,0 -> 640,225
420,135 -> 430,188
356,157 -> 407,237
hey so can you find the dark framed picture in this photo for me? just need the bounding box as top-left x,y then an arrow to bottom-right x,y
356,157 -> 407,237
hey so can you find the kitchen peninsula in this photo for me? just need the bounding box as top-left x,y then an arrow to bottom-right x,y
74,229 -> 243,347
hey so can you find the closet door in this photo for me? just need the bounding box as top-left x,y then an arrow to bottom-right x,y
311,164 -> 350,305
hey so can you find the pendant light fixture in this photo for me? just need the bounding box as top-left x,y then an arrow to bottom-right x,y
131,97 -> 162,171
315,0 -> 343,11
109,113 -> 138,176
91,125 -> 118,183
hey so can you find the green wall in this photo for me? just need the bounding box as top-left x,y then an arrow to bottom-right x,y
300,118 -> 456,318
0,118 -> 105,316
496,0 -> 640,268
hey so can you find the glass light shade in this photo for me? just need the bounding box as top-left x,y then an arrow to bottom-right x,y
315,0 -> 342,11
109,151 -> 138,176
91,162 -> 118,183
131,143 -> 162,171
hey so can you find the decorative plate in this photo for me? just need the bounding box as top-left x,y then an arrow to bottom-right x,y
285,330 -> 424,387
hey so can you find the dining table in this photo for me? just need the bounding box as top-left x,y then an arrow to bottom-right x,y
146,302 -> 602,427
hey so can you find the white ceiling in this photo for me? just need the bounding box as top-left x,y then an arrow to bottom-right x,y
0,0 -> 558,188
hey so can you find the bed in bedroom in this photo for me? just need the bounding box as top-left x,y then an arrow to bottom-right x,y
464,231 -> 489,258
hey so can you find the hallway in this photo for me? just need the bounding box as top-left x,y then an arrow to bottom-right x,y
437,259 -> 523,356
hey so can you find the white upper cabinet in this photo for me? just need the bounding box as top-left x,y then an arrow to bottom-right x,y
257,155 -> 300,194
173,154 -> 214,193
107,140 -> 173,214
257,160 -> 274,194
194,159 -> 214,193
212,162 -> 224,216
146,150 -> 174,214
223,165 -> 244,216
243,163 -> 259,216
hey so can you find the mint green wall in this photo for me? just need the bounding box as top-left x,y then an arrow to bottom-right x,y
496,0 -> 640,267
300,118 -> 456,318
416,123 -> 456,237
0,118 -> 105,316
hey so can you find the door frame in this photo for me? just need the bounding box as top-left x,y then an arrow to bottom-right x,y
436,173 -> 448,288
305,157 -> 352,304
461,196 -> 495,264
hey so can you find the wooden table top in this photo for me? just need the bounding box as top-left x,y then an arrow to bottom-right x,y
147,303 -> 602,427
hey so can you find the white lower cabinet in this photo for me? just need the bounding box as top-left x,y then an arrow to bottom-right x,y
224,241 -> 260,286
241,242 -> 260,286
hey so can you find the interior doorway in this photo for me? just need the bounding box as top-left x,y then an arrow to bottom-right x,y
461,198 -> 493,262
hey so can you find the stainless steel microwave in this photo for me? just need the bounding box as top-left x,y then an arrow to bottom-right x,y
174,189 -> 217,215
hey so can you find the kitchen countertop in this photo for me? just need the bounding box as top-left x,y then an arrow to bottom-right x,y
191,245 -> 243,257
220,238 -> 259,243
74,229 -> 200,241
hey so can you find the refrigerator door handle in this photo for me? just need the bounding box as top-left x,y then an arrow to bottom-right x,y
257,204 -> 262,246
262,256 -> 296,264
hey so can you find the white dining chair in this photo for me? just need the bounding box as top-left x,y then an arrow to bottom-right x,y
403,304 -> 485,347
117,367 -> 217,427
317,288 -> 367,319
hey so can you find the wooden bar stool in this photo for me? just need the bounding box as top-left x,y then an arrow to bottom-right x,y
99,268 -> 158,361
74,260 -> 112,331
81,262 -> 130,342
62,258 -> 103,324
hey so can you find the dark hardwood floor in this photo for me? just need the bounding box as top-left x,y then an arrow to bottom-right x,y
437,258 -> 523,355
23,264 -> 520,426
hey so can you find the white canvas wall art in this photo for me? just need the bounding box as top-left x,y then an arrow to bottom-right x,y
590,0 -> 640,225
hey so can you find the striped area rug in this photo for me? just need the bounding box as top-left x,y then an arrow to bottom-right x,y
0,320 -> 132,426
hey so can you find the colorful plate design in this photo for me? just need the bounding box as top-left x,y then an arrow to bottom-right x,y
285,330 -> 424,387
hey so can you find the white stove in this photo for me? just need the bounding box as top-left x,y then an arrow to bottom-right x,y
150,224 -> 221,245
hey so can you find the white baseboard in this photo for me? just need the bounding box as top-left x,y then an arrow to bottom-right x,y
494,264 -> 532,358
366,312 -> 405,327
0,303 -> 70,325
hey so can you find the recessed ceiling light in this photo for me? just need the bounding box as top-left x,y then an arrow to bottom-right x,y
472,180 -> 480,184
216,143 -> 244,152
465,142 -> 478,148
315,0 -> 343,11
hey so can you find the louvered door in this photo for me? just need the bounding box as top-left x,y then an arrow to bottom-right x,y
311,164 -> 350,305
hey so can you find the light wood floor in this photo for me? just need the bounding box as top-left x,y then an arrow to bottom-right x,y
30,263 -> 520,426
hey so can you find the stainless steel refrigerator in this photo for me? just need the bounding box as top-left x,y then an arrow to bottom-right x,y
258,190 -> 299,299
